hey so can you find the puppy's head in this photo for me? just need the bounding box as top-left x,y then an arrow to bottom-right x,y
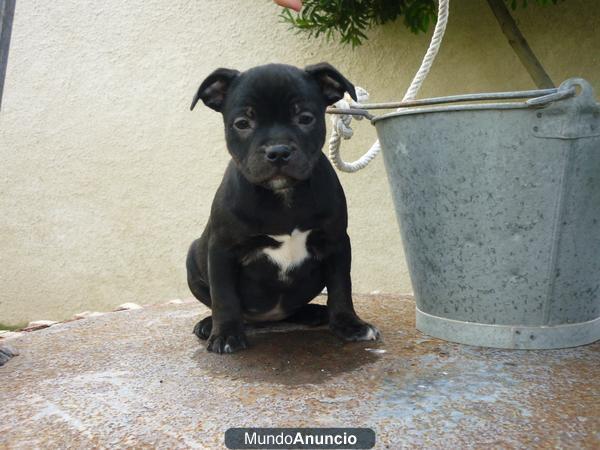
191,63 -> 356,190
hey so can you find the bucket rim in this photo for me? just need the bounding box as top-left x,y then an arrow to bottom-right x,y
416,307 -> 600,350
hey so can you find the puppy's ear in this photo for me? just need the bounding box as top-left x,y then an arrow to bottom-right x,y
191,68 -> 240,112
305,62 -> 357,105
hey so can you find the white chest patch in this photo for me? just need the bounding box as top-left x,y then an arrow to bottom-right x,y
262,228 -> 311,279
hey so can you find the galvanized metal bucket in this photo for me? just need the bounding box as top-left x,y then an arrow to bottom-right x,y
372,78 -> 600,349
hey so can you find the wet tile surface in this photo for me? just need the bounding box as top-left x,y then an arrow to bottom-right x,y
1,295 -> 598,449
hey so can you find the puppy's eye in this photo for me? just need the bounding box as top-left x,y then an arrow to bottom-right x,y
297,112 -> 315,126
233,118 -> 252,130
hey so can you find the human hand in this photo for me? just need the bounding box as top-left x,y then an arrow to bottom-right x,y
274,0 -> 303,12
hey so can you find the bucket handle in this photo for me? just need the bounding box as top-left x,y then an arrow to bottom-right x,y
326,83 -> 578,121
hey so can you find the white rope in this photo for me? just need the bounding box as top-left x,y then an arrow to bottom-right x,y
328,0 -> 450,172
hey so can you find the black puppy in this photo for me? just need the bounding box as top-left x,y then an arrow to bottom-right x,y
187,63 -> 380,354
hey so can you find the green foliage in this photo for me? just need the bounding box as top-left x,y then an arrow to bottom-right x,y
280,0 -> 436,47
0,322 -> 26,331
280,0 -> 563,48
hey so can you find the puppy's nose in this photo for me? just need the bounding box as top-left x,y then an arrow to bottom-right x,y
264,145 -> 292,165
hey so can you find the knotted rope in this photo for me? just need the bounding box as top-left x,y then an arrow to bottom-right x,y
328,0 -> 450,172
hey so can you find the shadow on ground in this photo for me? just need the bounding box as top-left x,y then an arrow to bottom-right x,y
193,327 -> 381,385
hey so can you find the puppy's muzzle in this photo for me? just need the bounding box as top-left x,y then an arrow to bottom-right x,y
265,144 -> 292,166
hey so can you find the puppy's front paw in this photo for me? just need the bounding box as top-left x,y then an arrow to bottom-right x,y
330,313 -> 380,342
207,323 -> 248,354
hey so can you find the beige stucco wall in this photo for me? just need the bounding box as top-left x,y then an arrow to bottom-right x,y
1,0 -> 599,325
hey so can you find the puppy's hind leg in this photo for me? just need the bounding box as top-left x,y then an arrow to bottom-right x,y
186,242 -> 212,308
193,316 -> 213,340
187,241 -> 215,340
